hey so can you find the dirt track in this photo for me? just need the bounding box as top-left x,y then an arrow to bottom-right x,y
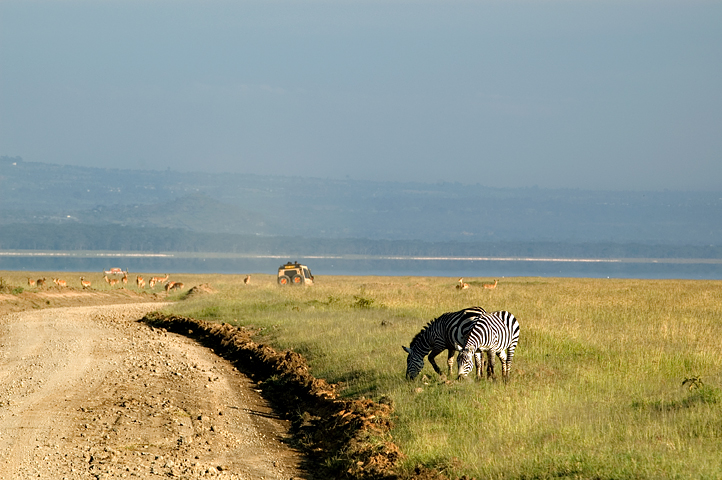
0,303 -> 303,479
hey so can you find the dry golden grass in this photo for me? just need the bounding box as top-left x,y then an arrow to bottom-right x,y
169,274 -> 722,479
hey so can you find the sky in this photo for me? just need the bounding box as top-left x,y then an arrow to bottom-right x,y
1,0 -> 721,191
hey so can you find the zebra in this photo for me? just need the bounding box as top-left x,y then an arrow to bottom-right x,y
457,310 -> 520,382
402,306 -> 493,380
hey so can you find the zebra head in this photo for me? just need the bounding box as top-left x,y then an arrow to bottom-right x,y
402,345 -> 425,380
456,348 -> 476,379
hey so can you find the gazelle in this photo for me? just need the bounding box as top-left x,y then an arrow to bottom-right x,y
27,278 -> 36,287
122,272 -> 128,285
36,278 -> 47,288
80,277 -> 91,289
483,279 -> 498,289
244,275 -> 251,285
150,274 -> 169,288
166,281 -> 184,292
136,275 -> 145,289
455,278 -> 470,290
53,278 -> 67,287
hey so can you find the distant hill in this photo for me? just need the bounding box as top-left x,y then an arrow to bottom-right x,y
73,193 -> 272,235
1,159 -> 721,246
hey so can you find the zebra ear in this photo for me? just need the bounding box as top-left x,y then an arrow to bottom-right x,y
402,346 -> 411,354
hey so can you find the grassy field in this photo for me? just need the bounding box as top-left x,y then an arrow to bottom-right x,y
151,274 -> 721,480
4,271 -> 722,479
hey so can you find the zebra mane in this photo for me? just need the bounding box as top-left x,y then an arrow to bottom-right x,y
409,307 -> 486,351
409,320 -> 435,349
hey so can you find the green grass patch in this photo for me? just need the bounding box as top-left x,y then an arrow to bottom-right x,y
160,274 -> 722,479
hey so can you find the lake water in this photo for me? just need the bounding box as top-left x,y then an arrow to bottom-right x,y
2,251 -> 722,280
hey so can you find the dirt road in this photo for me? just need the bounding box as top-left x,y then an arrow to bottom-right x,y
0,303 -> 303,479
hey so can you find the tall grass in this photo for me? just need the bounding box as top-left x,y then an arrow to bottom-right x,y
14,270 -> 717,479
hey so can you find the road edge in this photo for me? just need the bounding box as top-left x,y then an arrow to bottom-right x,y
141,312 -> 426,480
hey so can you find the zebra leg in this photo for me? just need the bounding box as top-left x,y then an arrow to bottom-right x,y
486,350 -> 496,380
498,351 -> 509,382
446,349 -> 456,377
427,349 -> 445,376
473,351 -> 483,380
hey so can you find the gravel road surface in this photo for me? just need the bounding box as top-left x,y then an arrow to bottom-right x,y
0,303 -> 303,479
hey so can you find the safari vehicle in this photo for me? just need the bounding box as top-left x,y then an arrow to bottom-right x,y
277,262 -> 314,286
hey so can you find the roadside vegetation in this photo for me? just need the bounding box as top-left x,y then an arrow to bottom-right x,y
159,274 -> 722,479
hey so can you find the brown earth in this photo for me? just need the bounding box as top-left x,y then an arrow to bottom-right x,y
0,286 -> 450,480
0,284 -> 166,317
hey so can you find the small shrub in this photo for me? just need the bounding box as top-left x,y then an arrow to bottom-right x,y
352,295 -> 375,309
684,384 -> 721,407
0,278 -> 22,294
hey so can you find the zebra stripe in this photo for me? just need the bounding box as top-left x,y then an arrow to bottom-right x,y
402,306 -> 487,380
457,310 -> 520,382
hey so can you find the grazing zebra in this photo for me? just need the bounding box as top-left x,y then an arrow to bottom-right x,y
402,306 -> 492,380
457,310 -> 520,382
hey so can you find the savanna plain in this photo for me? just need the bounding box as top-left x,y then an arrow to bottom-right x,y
2,271 -> 721,479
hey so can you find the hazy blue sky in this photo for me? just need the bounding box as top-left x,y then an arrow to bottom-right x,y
1,1 -> 720,190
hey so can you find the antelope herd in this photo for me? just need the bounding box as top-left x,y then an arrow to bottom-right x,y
21,272 -> 184,293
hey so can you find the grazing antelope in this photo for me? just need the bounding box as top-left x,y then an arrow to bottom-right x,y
136,275 -> 145,289
27,278 -> 36,287
165,281 -> 184,292
53,278 -> 67,287
37,278 -> 47,288
150,274 -> 169,288
109,278 -> 119,286
244,275 -> 251,285
80,277 -> 91,289
103,275 -> 111,284
455,278 -> 470,290
483,279 -> 498,290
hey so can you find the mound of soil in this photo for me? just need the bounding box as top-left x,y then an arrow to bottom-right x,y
185,283 -> 216,298
141,312 -> 439,480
